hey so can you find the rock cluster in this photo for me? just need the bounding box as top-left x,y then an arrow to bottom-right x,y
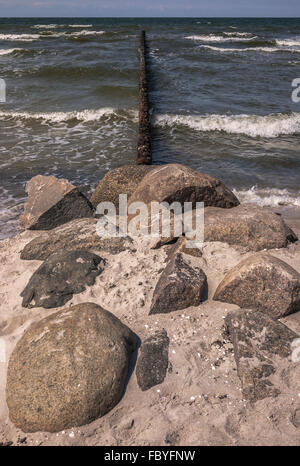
4,162 -> 300,437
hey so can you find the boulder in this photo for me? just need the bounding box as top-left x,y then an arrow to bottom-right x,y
201,204 -> 297,251
136,330 -> 169,391
225,310 -> 299,402
214,253 -> 300,319
20,218 -> 133,261
90,165 -> 152,212
6,303 -> 138,432
149,253 -> 207,315
128,164 -> 239,210
19,175 -> 94,231
21,250 -> 105,309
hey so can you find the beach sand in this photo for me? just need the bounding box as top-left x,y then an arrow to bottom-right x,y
0,206 -> 299,446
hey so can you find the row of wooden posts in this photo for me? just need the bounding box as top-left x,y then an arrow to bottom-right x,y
137,31 -> 152,165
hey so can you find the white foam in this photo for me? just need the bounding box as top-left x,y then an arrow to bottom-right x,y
223,31 -> 253,37
153,112 -> 300,138
32,24 -> 60,29
200,45 -> 283,53
233,186 -> 300,207
68,30 -> 105,37
0,108 -> 137,124
185,34 -> 257,42
68,24 -> 93,28
276,38 -> 300,47
0,30 -> 105,41
0,33 -> 40,41
0,48 -> 21,55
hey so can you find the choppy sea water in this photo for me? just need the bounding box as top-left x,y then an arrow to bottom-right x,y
0,17 -> 300,239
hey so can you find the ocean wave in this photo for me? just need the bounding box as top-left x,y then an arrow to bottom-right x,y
0,33 -> 41,41
0,108 -> 138,124
185,34 -> 258,42
0,30 -> 106,42
67,30 -> 105,37
22,63 -> 136,79
153,112 -> 300,138
32,24 -> 60,29
200,45 -> 284,53
276,38 -> 300,47
233,187 -> 300,207
223,31 -> 253,37
0,48 -> 22,55
68,24 -> 93,28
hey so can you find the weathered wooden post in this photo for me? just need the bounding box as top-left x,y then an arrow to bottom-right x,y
137,30 -> 152,165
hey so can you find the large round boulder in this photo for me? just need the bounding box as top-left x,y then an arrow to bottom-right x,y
202,204 -> 297,251
214,253 -> 300,319
128,164 -> 239,209
6,303 -> 138,433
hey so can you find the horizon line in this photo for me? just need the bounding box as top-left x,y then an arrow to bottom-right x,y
0,16 -> 300,19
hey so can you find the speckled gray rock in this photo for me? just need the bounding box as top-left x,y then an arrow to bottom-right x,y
21,250 -> 105,309
201,204 -> 297,251
214,253 -> 300,319
6,303 -> 138,433
225,310 -> 299,402
20,218 -> 133,261
149,253 -> 207,315
19,175 -> 94,231
128,164 -> 239,210
91,165 -> 152,212
136,330 -> 169,391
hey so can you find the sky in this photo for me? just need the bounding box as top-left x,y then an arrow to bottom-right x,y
0,0 -> 300,18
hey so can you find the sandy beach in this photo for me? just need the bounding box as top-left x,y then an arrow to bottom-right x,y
0,203 -> 299,446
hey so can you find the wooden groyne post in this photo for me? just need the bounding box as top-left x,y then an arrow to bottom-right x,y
137,31 -> 152,165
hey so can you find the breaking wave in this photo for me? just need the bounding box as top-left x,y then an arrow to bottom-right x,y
233,186 -> 300,207
153,112 -> 300,138
199,45 -> 288,53
0,108 -> 138,124
0,48 -> 22,55
185,34 -> 258,42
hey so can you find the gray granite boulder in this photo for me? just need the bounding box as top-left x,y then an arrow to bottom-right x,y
20,218 -> 133,261
150,253 -> 207,315
6,303 -> 138,432
19,175 -> 94,231
128,164 -> 239,210
136,330 -> 169,391
21,250 -> 105,309
214,253 -> 300,319
225,310 -> 299,402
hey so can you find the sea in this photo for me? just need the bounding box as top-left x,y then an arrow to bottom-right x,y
0,17 -> 300,240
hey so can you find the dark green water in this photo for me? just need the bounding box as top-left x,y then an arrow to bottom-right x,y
0,17 -> 300,238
